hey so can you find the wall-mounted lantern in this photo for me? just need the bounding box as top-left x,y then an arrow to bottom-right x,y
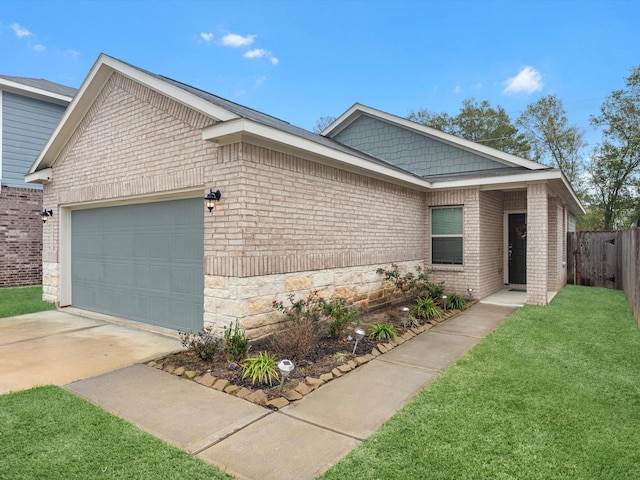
41,209 -> 53,223
204,189 -> 222,212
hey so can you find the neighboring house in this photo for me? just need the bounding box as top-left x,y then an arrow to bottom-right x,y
0,76 -> 75,287
26,54 -> 584,337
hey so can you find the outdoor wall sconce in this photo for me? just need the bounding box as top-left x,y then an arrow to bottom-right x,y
352,327 -> 366,354
204,189 -> 222,212
277,359 -> 294,390
41,209 -> 53,223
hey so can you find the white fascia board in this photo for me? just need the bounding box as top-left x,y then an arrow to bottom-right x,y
28,53 -> 240,175
325,103 -> 547,171
25,167 -> 53,184
203,118 -> 432,190
0,78 -> 73,104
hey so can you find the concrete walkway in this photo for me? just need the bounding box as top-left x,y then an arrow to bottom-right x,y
65,303 -> 518,480
0,310 -> 181,394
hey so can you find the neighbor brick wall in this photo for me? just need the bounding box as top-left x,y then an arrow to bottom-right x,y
0,186 -> 43,286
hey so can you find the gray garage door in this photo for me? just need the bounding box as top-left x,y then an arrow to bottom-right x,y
71,198 -> 204,331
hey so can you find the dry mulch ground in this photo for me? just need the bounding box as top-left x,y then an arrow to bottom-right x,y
151,300 -> 467,401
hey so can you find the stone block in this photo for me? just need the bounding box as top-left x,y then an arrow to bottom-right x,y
282,389 -> 303,401
371,348 -> 381,357
337,364 -> 352,373
245,389 -> 268,405
319,373 -> 334,383
235,387 -> 252,399
331,368 -> 343,378
376,343 -> 388,353
224,384 -> 240,394
355,356 -> 370,365
347,360 -> 357,369
295,383 -> 313,396
212,379 -> 229,391
173,366 -> 185,376
249,295 -> 277,315
184,370 -> 198,379
285,274 -> 313,291
305,376 -> 325,388
267,397 -> 290,410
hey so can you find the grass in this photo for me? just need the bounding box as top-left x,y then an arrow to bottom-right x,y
0,286 -> 56,318
0,385 -> 230,480
321,285 -> 640,479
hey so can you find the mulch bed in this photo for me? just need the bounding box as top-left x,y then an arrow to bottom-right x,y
149,300 -> 469,406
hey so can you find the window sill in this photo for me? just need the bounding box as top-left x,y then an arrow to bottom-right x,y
429,264 -> 464,272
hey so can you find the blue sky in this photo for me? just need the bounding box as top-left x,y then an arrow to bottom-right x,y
1,0 -> 639,146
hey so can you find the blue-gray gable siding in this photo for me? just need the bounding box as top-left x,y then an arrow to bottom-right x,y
333,115 -> 506,177
2,91 -> 66,189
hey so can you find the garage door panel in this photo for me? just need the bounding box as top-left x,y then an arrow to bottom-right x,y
71,198 -> 203,331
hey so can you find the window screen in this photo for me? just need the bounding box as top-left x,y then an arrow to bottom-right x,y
431,206 -> 463,265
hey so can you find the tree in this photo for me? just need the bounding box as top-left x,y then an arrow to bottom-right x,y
589,64 -> 640,229
408,98 -> 531,157
312,116 -> 336,134
517,94 -> 585,189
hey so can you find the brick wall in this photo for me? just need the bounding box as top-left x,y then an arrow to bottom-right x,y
527,182 -> 549,305
203,143 -> 427,277
0,186 -> 43,286
479,190 -> 505,296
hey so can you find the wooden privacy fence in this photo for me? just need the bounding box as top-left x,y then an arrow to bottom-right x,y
567,228 -> 640,328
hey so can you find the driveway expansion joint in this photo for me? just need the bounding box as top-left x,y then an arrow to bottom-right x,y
0,323 -> 106,347
278,410 -> 366,442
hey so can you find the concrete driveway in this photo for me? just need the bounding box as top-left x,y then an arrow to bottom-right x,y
0,310 -> 182,395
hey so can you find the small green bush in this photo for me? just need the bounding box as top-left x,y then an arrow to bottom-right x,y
445,292 -> 468,310
402,314 -> 421,329
376,263 -> 431,299
179,326 -> 221,361
223,320 -> 249,362
412,297 -> 443,320
320,297 -> 364,339
426,282 -> 445,301
242,351 -> 279,386
369,323 -> 398,341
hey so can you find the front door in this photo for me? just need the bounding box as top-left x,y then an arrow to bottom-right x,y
508,213 -> 527,285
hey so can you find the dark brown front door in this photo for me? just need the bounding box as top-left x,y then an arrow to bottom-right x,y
508,213 -> 527,285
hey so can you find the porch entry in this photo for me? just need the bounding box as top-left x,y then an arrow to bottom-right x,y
508,213 -> 527,285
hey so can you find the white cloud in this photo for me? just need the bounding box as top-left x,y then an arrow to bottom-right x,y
200,32 -> 214,42
502,66 -> 543,94
244,48 -> 278,65
65,49 -> 79,60
472,82 -> 483,90
453,85 -> 461,94
10,23 -> 31,38
32,43 -> 45,51
221,33 -> 256,47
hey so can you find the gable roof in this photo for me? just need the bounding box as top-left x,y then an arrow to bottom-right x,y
0,75 -> 76,103
26,54 -> 584,215
323,103 -> 548,171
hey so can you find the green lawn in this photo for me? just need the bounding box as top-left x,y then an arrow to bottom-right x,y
0,286 -> 56,318
321,285 -> 640,479
0,386 -> 230,480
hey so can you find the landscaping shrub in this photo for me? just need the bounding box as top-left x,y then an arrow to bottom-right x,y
444,292 -> 467,310
179,326 -> 221,361
412,297 -> 443,320
369,323 -> 398,341
242,351 -> 279,386
376,263 -> 431,300
426,281 -> 445,301
223,320 -> 249,362
269,318 -> 320,362
320,296 -> 364,338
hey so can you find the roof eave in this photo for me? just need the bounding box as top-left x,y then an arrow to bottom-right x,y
0,77 -> 73,104
203,118 -> 433,190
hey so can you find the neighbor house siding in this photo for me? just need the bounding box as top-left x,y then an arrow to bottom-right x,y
0,186 -> 43,286
333,115 -> 505,176
2,91 -> 66,189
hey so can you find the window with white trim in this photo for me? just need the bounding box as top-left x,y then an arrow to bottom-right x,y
431,206 -> 463,265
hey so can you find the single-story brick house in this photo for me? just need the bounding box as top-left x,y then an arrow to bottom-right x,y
27,54 -> 583,337
0,75 -> 75,287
